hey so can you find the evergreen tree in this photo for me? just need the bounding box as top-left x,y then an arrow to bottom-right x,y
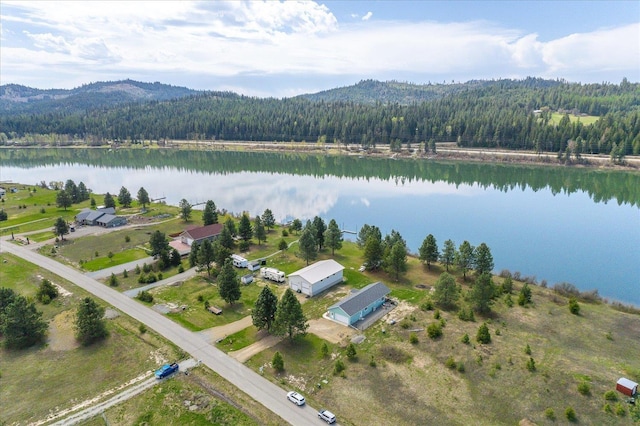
312,216 -> 326,250
189,241 -> 200,268
212,240 -> 232,268
198,239 -> 215,277
433,272 -> 459,309
218,258 -> 241,305
224,217 -> 237,237
357,224 -> 381,248
218,226 -> 234,250
238,213 -> 253,241
56,190 -> 72,211
262,208 -> 276,230
324,219 -> 343,256
53,217 -> 69,240
419,234 -> 439,270
474,243 -> 494,275
65,179 -> 79,203
149,230 -> 169,257
254,215 -> 266,244
103,192 -> 116,209
476,322 -> 491,344
456,241 -> 475,280
440,239 -> 456,271
0,293 -> 47,349
289,218 -> 302,234
117,186 -> 132,208
75,297 -> 108,346
252,286 -> 278,332
363,235 -> 383,271
202,200 -> 218,225
470,273 -> 496,315
137,187 -> 150,209
179,198 -> 192,221
170,248 -> 182,267
385,241 -> 407,280
278,239 -> 288,251
77,181 -> 90,201
272,351 -> 284,372
273,288 -> 308,340
36,278 -> 59,304
298,227 -> 317,265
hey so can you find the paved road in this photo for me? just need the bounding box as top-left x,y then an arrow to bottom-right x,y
0,239 -> 323,426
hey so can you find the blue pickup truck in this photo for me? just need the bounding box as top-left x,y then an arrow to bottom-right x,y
155,362 -> 179,379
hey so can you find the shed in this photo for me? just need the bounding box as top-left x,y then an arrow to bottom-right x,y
207,306 -> 222,315
83,210 -> 106,226
75,208 -> 92,224
241,274 -> 254,285
96,214 -> 127,228
247,260 -> 262,271
288,259 -> 344,297
327,282 -> 390,326
617,377 -> 638,396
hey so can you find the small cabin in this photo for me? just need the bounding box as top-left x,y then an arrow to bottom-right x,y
207,306 -> 222,315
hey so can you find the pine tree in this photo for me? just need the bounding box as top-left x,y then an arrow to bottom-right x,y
474,243 -> 494,275
385,241 -> 407,280
75,297 -> 108,346
103,192 -> 116,209
238,213 -> 253,241
312,216 -> 326,250
456,241 -> 475,280
53,217 -> 69,240
218,258 -> 241,305
117,186 -> 132,207
476,322 -> 491,344
202,200 -> 218,225
262,208 -> 276,230
440,239 -> 456,271
198,239 -> 215,277
56,190 -> 72,210
419,234 -> 439,270
273,288 -> 308,339
298,227 -> 317,265
179,198 -> 192,221
137,187 -> 150,209
470,273 -> 495,315
1,293 -> 48,349
254,215 -> 266,244
252,286 -> 278,332
324,219 -> 343,256
433,272 -> 459,309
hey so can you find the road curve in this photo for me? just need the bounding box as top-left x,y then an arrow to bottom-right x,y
0,240 -> 322,426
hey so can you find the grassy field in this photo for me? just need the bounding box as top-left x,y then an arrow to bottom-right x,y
0,253 -> 184,425
548,112 -> 600,126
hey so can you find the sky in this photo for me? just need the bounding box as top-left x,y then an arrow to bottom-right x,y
1,0 -> 639,97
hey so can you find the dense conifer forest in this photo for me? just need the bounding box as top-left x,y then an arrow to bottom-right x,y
1,78 -> 639,156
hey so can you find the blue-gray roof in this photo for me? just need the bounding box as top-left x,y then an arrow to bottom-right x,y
85,211 -> 106,222
329,282 -> 390,316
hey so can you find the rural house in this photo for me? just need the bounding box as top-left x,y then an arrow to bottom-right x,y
288,259 -> 344,297
95,214 -> 127,228
327,282 -> 390,327
75,207 -> 117,226
179,223 -> 223,247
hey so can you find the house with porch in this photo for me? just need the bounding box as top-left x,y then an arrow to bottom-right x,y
179,223 -> 223,247
327,282 -> 391,327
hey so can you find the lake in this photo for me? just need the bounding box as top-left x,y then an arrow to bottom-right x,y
1,148 -> 639,306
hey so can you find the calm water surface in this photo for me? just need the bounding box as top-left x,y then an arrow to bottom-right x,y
1,149 -> 638,305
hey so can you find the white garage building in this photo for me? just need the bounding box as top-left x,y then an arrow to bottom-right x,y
288,259 -> 344,297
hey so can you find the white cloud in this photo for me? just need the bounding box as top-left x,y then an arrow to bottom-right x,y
362,12 -> 373,21
1,1 -> 638,94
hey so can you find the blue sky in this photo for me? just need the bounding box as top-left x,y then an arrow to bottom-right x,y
1,1 -> 638,97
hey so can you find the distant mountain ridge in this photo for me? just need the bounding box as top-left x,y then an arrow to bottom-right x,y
0,79 -> 200,115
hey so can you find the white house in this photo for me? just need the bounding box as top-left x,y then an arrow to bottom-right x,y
179,223 -> 223,247
327,282 -> 390,327
288,259 -> 344,297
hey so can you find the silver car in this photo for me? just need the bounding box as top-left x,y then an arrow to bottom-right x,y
286,391 -> 305,406
318,409 -> 336,424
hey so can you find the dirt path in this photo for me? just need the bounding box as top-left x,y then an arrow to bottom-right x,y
229,334 -> 282,363
197,315 -> 254,344
308,318 -> 355,344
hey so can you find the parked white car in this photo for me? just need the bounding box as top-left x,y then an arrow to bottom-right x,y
318,409 -> 336,424
287,391 -> 306,406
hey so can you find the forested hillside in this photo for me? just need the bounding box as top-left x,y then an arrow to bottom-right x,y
1,78 -> 639,156
0,80 -> 199,115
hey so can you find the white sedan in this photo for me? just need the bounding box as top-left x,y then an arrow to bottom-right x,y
287,391 -> 306,406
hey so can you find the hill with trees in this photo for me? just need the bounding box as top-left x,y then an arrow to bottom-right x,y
1,78 -> 639,157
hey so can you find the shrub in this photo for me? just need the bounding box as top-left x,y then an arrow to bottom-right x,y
445,357 -> 457,369
457,306 -> 475,321
123,269 -> 128,278
420,299 -> 434,311
565,406 -> 577,422
569,297 -> 580,315
333,359 -> 345,375
37,278 -> 59,304
369,355 -> 377,368
614,403 -> 626,416
399,319 -> 411,329
108,273 -> 119,287
456,362 -> 465,373
526,357 -> 536,372
135,264 -> 141,274
409,333 -> 419,344
604,390 -> 618,401
282,229 -> 289,237
157,272 -> 163,281
137,291 -> 154,303
577,381 -> 591,396
138,324 -> 147,334
142,263 -> 152,273
476,323 -> 491,344
40,207 -> 46,214
461,333 -> 470,344
427,322 -> 443,339
320,342 -> 329,358
603,403 -> 613,413
178,264 -> 185,273
125,235 -> 131,243
518,283 -> 532,306
524,344 -> 531,355
346,343 -> 357,360
272,351 -> 284,372
433,309 -> 441,320
544,408 -> 555,420
239,240 -> 250,252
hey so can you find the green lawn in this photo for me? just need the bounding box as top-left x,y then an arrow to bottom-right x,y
81,248 -> 149,271
549,112 -> 600,126
218,326 -> 259,352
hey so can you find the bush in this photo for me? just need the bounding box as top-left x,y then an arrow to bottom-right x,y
457,306 -> 475,321
476,323 -> 491,344
123,269 -> 128,278
125,235 -> 131,243
108,273 -> 119,287
346,343 -> 357,360
461,333 -> 470,344
333,359 -> 345,375
320,342 -> 329,358
369,355 -> 377,368
614,403 -> 626,416
526,357 -> 536,372
138,324 -> 147,334
197,294 -> 204,302
178,264 -> 185,273
272,351 -> 284,372
420,299 -> 434,311
135,264 -> 141,274
518,283 -> 532,306
433,309 -> 441,320
36,278 -> 59,304
565,406 -> 577,422
569,297 -> 580,315
137,291 -> 154,303
604,390 -> 618,401
524,344 -> 531,355
282,229 -> 289,237
399,319 -> 411,329
142,263 -> 152,273
577,381 -> 591,395
456,362 -> 465,373
427,322 -> 443,339
239,240 -> 250,252
544,408 -> 555,420
409,333 -> 419,344
445,357 -> 457,369
603,403 -> 613,414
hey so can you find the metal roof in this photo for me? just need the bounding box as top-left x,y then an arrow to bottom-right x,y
183,223 -> 223,240
329,282 -> 390,316
289,259 -> 344,284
